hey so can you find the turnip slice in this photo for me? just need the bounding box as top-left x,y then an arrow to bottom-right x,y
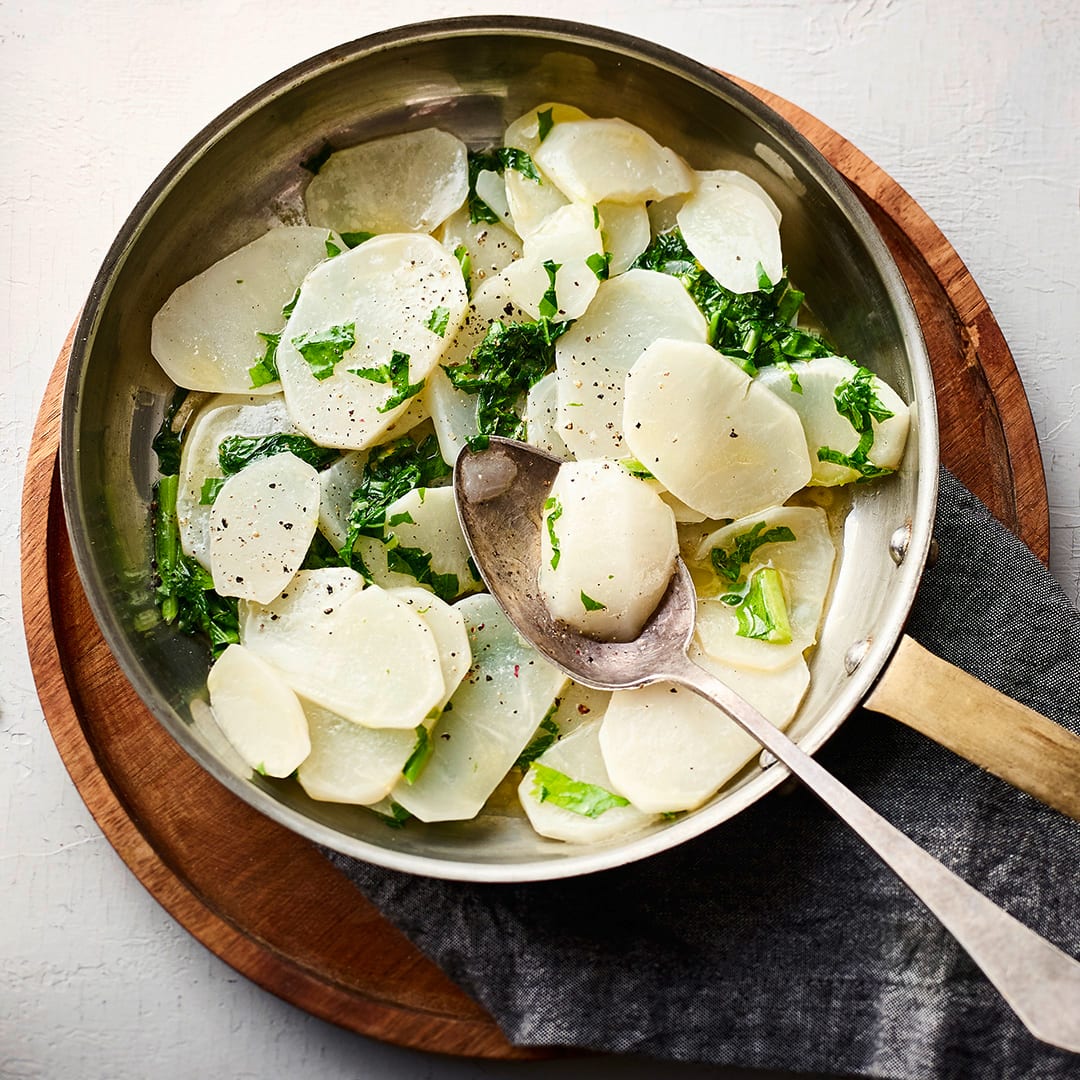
757,356 -> 910,486
297,700 -> 418,805
275,234 -> 467,450
503,102 -> 589,238
304,128 -> 468,235
677,176 -> 783,294
391,594 -> 566,822
207,644 -> 311,778
438,205 -> 522,288
386,586 -> 471,707
599,647 -> 810,813
242,579 -> 444,730
700,168 -> 782,225
534,118 -> 694,205
209,452 -> 320,604
177,393 -> 297,570
518,719 -> 657,843
692,506 -> 836,672
523,372 -> 571,457
151,226 -> 338,394
555,269 -> 707,458
503,203 -> 603,322
597,201 -> 650,275
474,168 -> 515,228
381,486 -> 481,600
538,459 -> 678,642
623,338 -> 811,519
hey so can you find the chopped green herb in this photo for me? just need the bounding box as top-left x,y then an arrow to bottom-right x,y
325,233 -> 342,258
515,707 -> 560,768
426,306 -> 451,337
756,261 -> 773,290
775,359 -> 802,394
619,457 -> 655,480
580,591 -> 606,612
199,476 -> 226,505
292,321 -> 355,380
281,287 -> 300,320
731,566 -> 792,643
453,243 -> 472,297
710,521 -> 797,584
340,434 -> 451,565
632,229 -> 832,373
529,762 -> 629,817
216,433 -> 338,475
466,147 -> 541,223
592,204 -> 600,229
402,725 -> 433,784
834,365 -> 894,433
442,316 -> 567,440
299,529 -> 346,571
386,510 -> 415,527
340,231 -> 376,248
544,496 -> 563,570
536,107 -> 554,142
385,543 -> 459,602
254,762 -> 267,776
151,389 -> 189,475
348,350 -> 425,413
585,251 -> 612,281
539,260 -> 561,319
248,330 -> 281,388
817,443 -> 895,480
368,800 -> 411,828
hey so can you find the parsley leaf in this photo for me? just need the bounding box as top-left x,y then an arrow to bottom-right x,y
539,260 -> 561,319
151,388 -> 189,474
729,566 -> 792,643
348,350 -> 425,413
385,541 -> 459,602
442,317 -> 567,440
292,322 -> 356,380
281,287 -> 300,320
340,231 -> 375,248
515,705 -> 560,769
710,521 -> 797,584
619,458 -> 655,480
453,243 -> 472,297
325,233 -> 342,258
529,762 -> 629,817
544,496 -> 563,569
248,331 -> 281,388
426,306 -> 451,337
536,107 -> 554,142
216,433 -> 338,475
402,725 -> 433,784
816,366 -> 896,481
580,591 -> 606,612
466,147 -> 541,224
585,251 -> 612,281
199,476 -> 226,505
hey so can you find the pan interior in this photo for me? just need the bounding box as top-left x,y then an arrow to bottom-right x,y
61,19 -> 936,881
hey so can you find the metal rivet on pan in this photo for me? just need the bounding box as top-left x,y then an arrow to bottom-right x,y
889,522 -> 912,565
844,638 -> 872,675
759,749 -> 778,769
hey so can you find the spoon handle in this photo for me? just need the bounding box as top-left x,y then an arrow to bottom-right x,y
664,653 -> 1080,1052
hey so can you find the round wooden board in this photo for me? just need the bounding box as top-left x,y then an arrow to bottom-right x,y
21,88 -> 1049,1061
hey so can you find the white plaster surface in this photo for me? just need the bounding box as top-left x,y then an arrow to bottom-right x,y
2,1 -> 1077,1077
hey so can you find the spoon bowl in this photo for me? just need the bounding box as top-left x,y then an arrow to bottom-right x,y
454,436 -> 1080,1054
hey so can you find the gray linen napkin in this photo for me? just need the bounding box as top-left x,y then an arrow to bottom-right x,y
326,469 -> 1080,1079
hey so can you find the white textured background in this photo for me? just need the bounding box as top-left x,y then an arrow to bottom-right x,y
3,2 -> 1077,1077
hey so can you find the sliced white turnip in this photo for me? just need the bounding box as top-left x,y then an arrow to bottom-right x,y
151,226 -> 338,394
297,700 -> 419,805
438,205 -> 522,288
647,194 -> 688,236
381,485 -> 481,600
623,338 -> 812,519
756,356 -> 910,486
554,269 -> 707,459
209,452 -> 320,604
518,719 -> 657,843
177,393 -> 298,570
597,201 -> 650,276
391,594 -> 566,822
241,578 -> 444,730
534,118 -> 694,205
538,459 -> 678,642
206,644 -> 311,778
598,646 -> 810,813
304,128 -> 468,235
699,168 -> 782,225
523,372 -> 571,458
692,505 -> 836,672
386,586 -> 472,707
502,202 -> 603,323
677,176 -> 783,294
503,102 -> 589,238
275,234 -> 467,450
474,168 -> 515,228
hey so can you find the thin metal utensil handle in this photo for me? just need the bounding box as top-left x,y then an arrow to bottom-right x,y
662,652 -> 1080,1053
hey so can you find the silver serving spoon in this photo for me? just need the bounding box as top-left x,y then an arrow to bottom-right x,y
454,435 -> 1080,1053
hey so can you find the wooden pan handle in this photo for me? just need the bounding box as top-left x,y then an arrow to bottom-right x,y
864,634 -> 1080,820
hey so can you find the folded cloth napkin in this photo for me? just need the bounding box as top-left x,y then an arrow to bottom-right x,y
327,469 -> 1080,1079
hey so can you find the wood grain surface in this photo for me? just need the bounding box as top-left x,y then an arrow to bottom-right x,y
21,93 -> 1050,1059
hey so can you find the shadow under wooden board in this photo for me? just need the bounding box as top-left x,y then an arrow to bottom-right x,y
21,82 -> 1049,1061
